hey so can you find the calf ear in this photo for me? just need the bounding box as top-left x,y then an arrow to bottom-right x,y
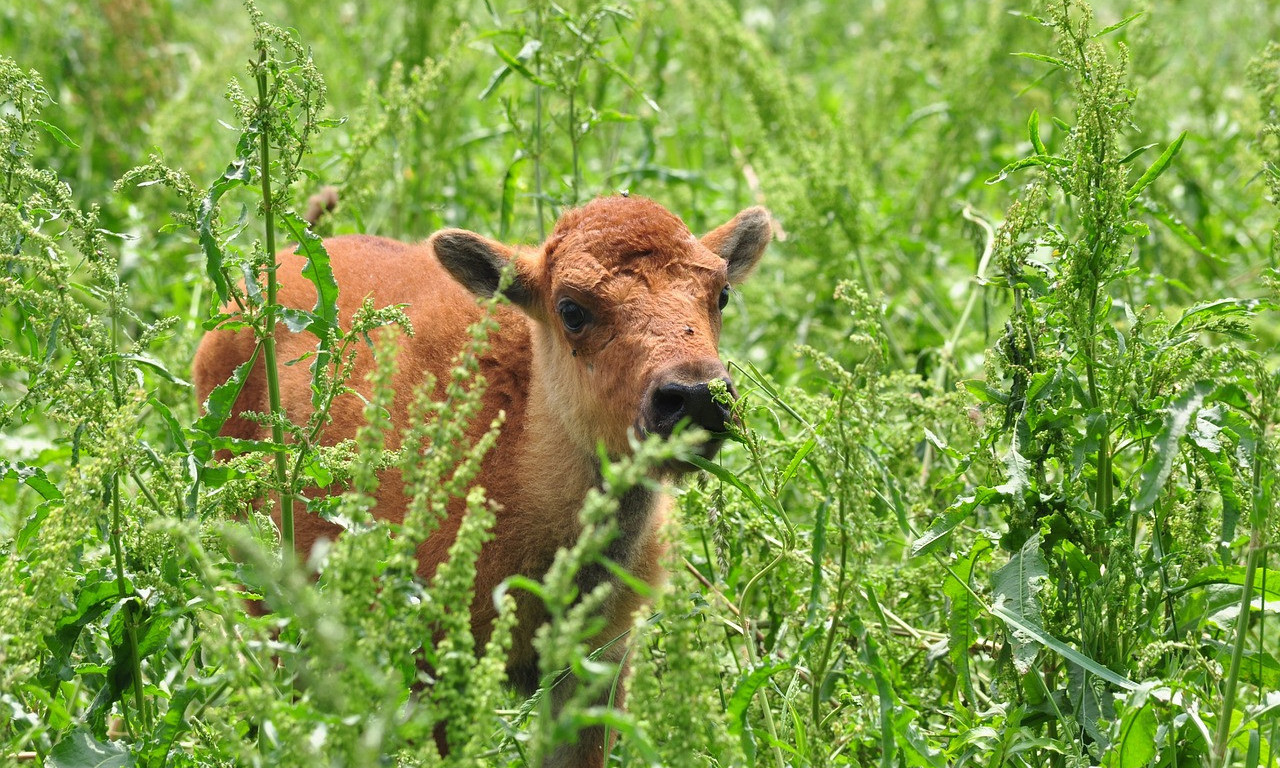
701,206 -> 771,284
430,229 -> 535,307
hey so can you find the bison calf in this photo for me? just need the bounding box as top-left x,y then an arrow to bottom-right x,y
192,195 -> 770,765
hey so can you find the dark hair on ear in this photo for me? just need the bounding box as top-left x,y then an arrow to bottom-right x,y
431,229 -> 535,308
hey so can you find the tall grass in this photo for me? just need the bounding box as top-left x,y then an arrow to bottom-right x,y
2,0 -> 1278,765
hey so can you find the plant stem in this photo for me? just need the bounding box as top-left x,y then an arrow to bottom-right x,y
1213,450 -> 1267,766
833,216 -> 907,370
740,612 -> 786,768
735,494 -> 791,767
812,497 -> 849,727
107,290 -> 149,732
111,477 -> 150,731
568,87 -> 579,206
255,48 -> 296,562
934,205 -> 996,392
533,5 -> 546,239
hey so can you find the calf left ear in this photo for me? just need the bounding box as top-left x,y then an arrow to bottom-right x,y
701,206 -> 771,284
430,229 -> 535,307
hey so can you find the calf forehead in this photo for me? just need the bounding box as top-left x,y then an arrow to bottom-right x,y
547,197 -> 725,285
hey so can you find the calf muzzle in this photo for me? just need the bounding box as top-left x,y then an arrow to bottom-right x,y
642,371 -> 737,443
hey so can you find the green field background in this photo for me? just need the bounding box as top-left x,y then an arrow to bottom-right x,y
3,0 -> 1280,765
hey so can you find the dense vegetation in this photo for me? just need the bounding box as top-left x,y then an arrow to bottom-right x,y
3,0 -> 1279,765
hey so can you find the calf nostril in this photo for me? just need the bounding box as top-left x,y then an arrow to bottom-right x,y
653,388 -> 685,422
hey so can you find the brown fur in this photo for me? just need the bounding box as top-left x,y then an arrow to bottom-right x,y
192,196 -> 769,767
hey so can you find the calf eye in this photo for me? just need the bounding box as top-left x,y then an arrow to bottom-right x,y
718,286 -> 731,311
557,298 -> 589,333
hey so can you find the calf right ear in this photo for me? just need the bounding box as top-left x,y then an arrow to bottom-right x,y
430,230 -> 535,308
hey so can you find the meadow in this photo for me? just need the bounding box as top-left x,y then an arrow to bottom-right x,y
2,0 -> 1280,765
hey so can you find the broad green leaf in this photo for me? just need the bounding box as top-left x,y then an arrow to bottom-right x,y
1218,647 -> 1280,690
115,353 -> 192,387
140,684 -> 199,766
911,486 -> 1004,557
945,537 -> 992,703
1068,660 -> 1113,746
727,662 -> 792,760
590,108 -> 640,124
777,435 -> 817,493
279,307 -> 315,333
480,40 -> 552,100
573,708 -> 664,765
1025,368 -> 1062,404
985,153 -> 1070,185
805,500 -> 830,627
39,572 -> 127,686
1169,297 -> 1271,337
961,379 -> 1009,405
1131,381 -> 1212,514
1140,200 -> 1223,261
688,455 -> 772,516
995,604 -> 1138,690
49,729 -> 135,768
854,612 -> 898,768
900,719 -> 947,768
1209,385 -> 1257,417
1,460 -> 62,501
1103,686 -> 1158,768
923,427 -> 963,459
497,575 -> 547,603
136,610 -> 174,659
207,437 -> 290,455
994,417 -> 1032,502
301,452 -> 334,487
1196,440 -> 1243,546
282,211 -> 340,412
146,396 -> 189,453
35,119 -> 80,149
478,65 -> 511,101
1182,566 -> 1280,602
197,144 -> 253,303
193,345 -> 259,442
990,600 -> 1137,690
1054,538 -> 1101,583
990,534 -> 1048,675
1125,131 -> 1186,209
16,502 -> 54,553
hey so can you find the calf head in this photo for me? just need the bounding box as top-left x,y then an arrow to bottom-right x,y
431,196 -> 770,462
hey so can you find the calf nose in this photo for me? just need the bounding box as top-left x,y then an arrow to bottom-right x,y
650,378 -> 733,436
